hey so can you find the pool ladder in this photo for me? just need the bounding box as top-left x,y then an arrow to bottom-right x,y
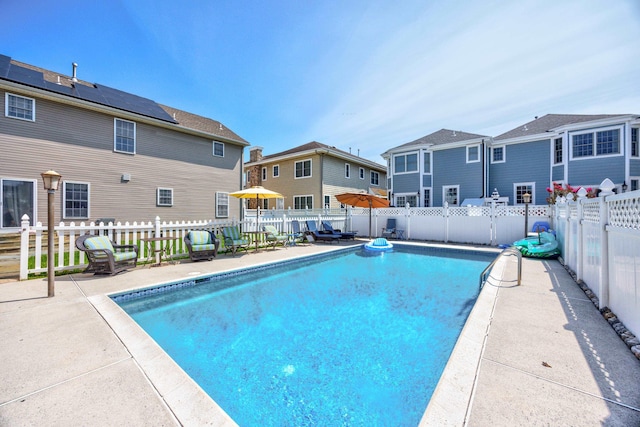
479,247 -> 522,290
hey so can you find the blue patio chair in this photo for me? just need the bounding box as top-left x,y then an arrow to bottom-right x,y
305,220 -> 340,244
291,220 -> 306,245
321,221 -> 356,240
381,218 -> 397,239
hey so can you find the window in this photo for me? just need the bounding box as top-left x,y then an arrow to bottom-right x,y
245,171 -> 251,185
324,195 -> 330,209
515,183 -> 534,204
2,179 -> 35,228
596,130 -> 619,155
443,186 -> 459,206
6,93 -> 35,121
554,138 -> 563,164
273,165 -> 280,177
262,167 -> 267,181
396,194 -> 417,207
359,167 -> 365,180
114,118 -> 136,154
630,178 -> 639,192
423,152 -> 431,174
213,141 -> 224,157
423,189 -> 431,207
216,192 -> 229,217
370,171 -> 380,186
467,145 -> 480,163
63,182 -> 89,218
345,163 -> 351,178
631,128 -> 638,157
295,159 -> 312,178
294,195 -> 313,209
571,128 -> 621,159
156,188 -> 173,206
394,153 -> 418,173
491,146 -> 505,163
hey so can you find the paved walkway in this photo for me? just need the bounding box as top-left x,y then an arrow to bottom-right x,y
1,241 -> 639,426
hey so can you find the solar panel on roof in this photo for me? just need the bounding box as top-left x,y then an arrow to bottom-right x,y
6,66 -> 46,89
0,55 -> 177,124
0,55 -> 11,78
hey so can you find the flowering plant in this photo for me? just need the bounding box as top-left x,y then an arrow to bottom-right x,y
546,183 -> 597,204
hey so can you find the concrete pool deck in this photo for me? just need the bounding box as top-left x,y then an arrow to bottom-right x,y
1,240 -> 639,426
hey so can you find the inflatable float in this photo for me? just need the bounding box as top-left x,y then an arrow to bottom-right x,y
364,237 -> 394,252
513,231 -> 560,259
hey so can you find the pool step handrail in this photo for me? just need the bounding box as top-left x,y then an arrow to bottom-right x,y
479,247 -> 521,290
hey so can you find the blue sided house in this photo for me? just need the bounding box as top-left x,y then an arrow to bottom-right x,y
383,114 -> 639,207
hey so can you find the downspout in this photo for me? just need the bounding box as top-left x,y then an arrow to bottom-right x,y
481,139 -> 486,198
319,152 -> 324,208
239,147 -> 245,222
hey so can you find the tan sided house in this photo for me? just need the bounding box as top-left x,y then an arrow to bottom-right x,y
244,142 -> 387,210
0,54 -> 249,231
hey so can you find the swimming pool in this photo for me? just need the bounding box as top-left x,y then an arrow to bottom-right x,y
115,245 -> 495,426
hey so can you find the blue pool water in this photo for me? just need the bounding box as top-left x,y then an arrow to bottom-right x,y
116,246 -> 495,426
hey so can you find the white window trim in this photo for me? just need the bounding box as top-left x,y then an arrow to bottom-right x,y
443,185 -> 460,207
294,159 -> 312,179
213,141 -> 225,157
393,152 -> 419,175
5,93 -> 36,122
262,167 -> 267,181
359,167 -> 365,180
491,146 -> 505,164
62,181 -> 90,219
553,137 -> 564,165
629,176 -> 639,192
114,118 -> 136,154
514,182 -> 535,205
345,163 -> 351,179
370,170 -> 380,186
569,125 -> 623,161
631,128 -> 639,158
466,144 -> 480,163
272,164 -> 280,177
156,187 -> 173,207
216,192 -> 229,218
324,195 -> 331,209
294,195 -> 313,209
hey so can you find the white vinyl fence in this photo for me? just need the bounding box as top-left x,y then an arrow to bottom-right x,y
554,180 -> 640,338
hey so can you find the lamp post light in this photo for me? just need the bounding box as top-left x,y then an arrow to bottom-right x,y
523,192 -> 531,239
41,170 -> 62,298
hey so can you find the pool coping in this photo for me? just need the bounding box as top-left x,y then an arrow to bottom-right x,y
88,242 -> 502,426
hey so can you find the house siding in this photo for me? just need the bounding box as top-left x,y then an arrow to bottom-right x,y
568,156 -> 625,185
630,159 -> 640,176
1,90 -> 243,224
392,173 -> 420,194
433,147 -> 483,206
488,139 -> 550,204
552,164 -> 564,182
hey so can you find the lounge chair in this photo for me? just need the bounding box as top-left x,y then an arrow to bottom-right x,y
184,230 -> 219,261
262,225 -> 288,250
222,226 -> 250,256
321,221 -> 356,240
305,220 -> 340,244
381,218 -> 397,239
290,220 -> 306,245
76,234 -> 138,275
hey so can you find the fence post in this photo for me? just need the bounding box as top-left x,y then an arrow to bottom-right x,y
405,203 -> 411,240
490,199 -> 496,246
576,188 -> 587,282
598,179 -> 615,308
444,202 -> 449,243
19,214 -> 31,280
154,216 -> 162,264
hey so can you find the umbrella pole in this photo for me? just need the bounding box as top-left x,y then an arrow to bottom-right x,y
368,200 -> 372,239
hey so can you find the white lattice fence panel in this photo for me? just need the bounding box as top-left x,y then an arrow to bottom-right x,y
608,192 -> 640,229
582,221 -> 603,298
607,228 -> 640,337
582,199 -> 601,223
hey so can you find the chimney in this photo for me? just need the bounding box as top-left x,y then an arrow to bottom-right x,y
71,62 -> 78,82
249,146 -> 263,162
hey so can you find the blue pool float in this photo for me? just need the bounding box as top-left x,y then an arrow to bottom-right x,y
364,238 -> 394,252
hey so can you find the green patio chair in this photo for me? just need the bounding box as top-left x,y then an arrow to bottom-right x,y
262,225 -> 288,250
222,226 -> 250,256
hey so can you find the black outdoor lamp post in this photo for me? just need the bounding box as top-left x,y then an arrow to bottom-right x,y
523,192 -> 531,239
41,170 -> 62,297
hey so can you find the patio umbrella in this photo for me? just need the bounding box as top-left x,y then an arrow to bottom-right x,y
229,186 -> 283,230
335,192 -> 390,239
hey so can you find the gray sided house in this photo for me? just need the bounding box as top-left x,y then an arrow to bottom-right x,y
491,114 -> 640,204
244,142 -> 387,210
0,54 -> 249,230
382,129 -> 490,207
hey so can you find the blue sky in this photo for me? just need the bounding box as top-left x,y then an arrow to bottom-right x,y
2,0 -> 639,164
